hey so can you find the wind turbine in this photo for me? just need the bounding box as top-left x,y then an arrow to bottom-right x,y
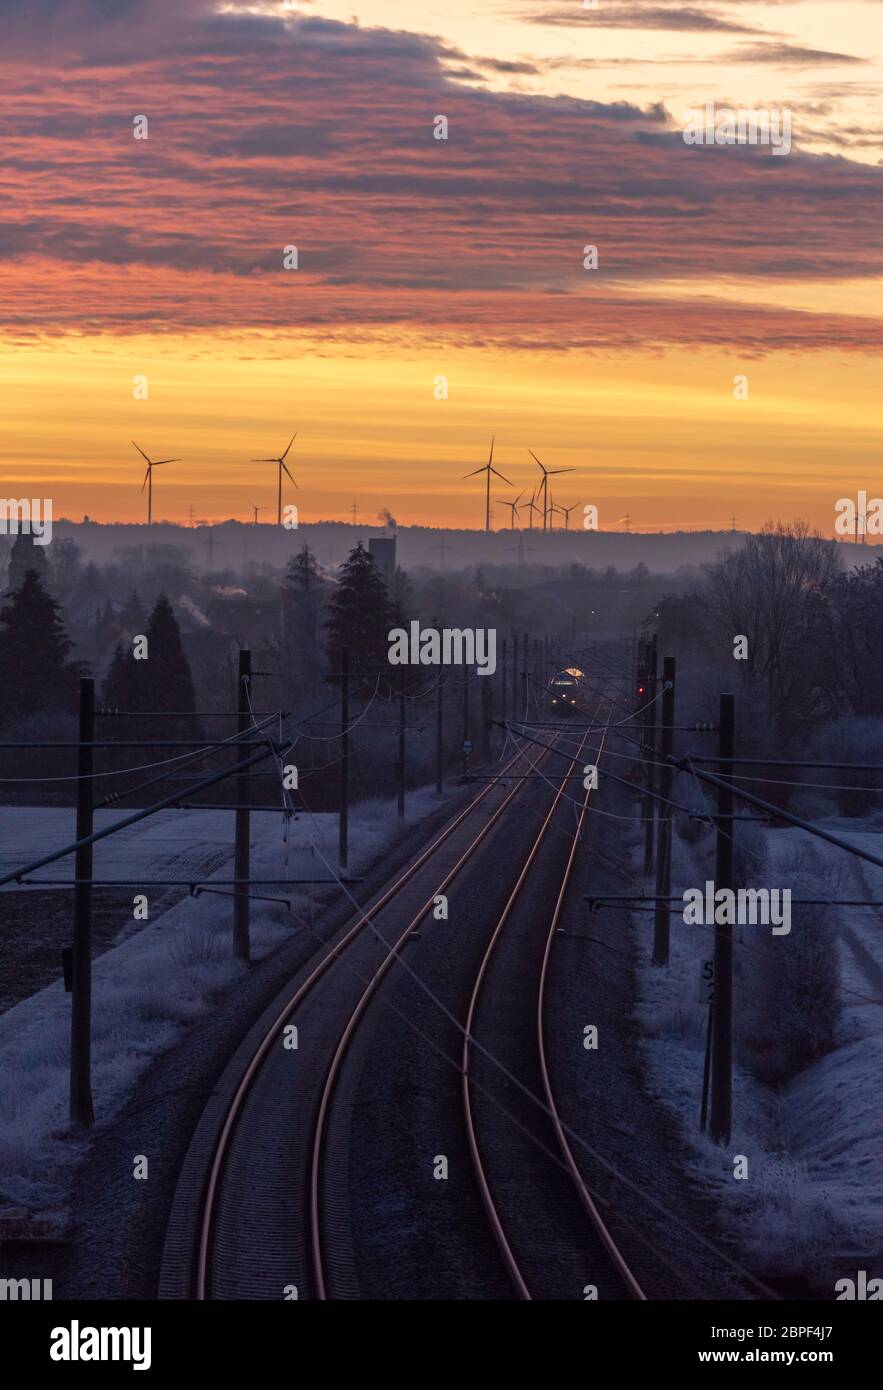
251,505 -> 266,526
498,490 -> 524,530
528,450 -> 574,531
557,502 -> 579,531
132,442 -> 180,527
251,433 -> 297,526
521,486 -> 542,532
462,437 -> 512,532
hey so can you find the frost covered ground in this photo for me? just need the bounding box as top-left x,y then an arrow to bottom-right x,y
633,811 -> 883,1290
0,790 -> 443,1224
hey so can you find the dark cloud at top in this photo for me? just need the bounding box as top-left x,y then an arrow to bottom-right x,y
0,5 -> 881,350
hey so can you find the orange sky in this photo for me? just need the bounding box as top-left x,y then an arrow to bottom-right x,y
2,1 -> 881,535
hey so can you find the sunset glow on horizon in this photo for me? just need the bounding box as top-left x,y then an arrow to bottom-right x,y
2,0 -> 881,535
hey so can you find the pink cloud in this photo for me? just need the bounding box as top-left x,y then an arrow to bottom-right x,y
0,9 -> 880,349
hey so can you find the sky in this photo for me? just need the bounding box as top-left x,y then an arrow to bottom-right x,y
1,0 -> 881,533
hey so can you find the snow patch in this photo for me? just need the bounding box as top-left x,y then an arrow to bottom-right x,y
0,789 -> 445,1219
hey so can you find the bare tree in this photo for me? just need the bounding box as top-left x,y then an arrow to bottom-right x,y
703,522 -> 841,738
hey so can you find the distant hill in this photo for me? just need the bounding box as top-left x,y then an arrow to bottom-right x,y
8,520 -> 873,581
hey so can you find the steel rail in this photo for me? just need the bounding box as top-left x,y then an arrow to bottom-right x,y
308,733 -> 559,1299
459,713 -> 596,1298
461,698 -> 645,1300
193,734 -> 548,1299
535,708 -> 647,1299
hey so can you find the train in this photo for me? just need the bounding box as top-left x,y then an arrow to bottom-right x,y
548,666 -> 583,714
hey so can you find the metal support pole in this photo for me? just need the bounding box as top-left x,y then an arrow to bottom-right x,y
643,633 -> 658,875
500,638 -> 508,724
70,676 -> 95,1128
397,688 -> 406,818
710,692 -> 735,1145
339,648 -> 349,869
700,1000 -> 714,1133
652,656 -> 676,965
436,672 -> 444,794
481,668 -> 491,760
512,634 -> 518,716
462,666 -> 470,775
233,648 -> 251,962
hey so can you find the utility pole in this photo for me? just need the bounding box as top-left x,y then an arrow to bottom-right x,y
462,667 -> 471,776
500,638 -> 508,724
70,676 -> 95,1127
339,648 -> 349,869
233,648 -> 251,962
642,633 -> 658,875
397,688 -> 406,818
710,692 -> 735,1145
436,672 -> 444,794
481,668 -> 492,760
512,634 -> 519,718
652,656 -> 676,966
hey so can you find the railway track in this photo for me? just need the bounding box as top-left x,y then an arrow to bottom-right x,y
461,700 -> 647,1300
162,687 -> 653,1301
161,723 -> 561,1299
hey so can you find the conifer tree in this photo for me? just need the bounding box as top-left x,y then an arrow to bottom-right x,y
120,589 -> 147,635
102,640 -> 138,711
143,593 -> 196,712
324,542 -> 392,681
0,568 -> 83,719
102,594 -> 195,713
283,543 -> 324,693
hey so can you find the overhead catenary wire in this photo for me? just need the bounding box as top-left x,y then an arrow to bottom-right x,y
499,720 -> 698,822
675,755 -> 883,875
280,696 -> 777,1294
0,713 -> 281,786
302,808 -> 780,1298
0,735 -> 292,889
534,732 -> 883,796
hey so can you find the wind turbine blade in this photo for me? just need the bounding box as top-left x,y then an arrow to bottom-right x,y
489,466 -> 513,485
140,468 -> 150,493
281,461 -> 298,487
528,449 -> 544,470
131,441 -> 152,464
549,467 -> 575,476
461,467 -> 486,479
251,457 -> 278,463
487,436 -> 495,466
152,458 -> 180,466
281,433 -> 297,461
